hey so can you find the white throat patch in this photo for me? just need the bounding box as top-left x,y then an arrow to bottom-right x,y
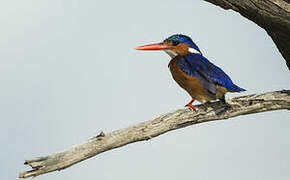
164,49 -> 178,58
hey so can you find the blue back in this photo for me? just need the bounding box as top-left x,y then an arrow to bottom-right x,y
177,53 -> 246,94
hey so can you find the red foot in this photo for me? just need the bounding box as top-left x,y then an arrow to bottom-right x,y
185,99 -> 198,111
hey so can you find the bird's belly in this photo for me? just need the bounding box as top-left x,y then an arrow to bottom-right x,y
169,58 -> 214,102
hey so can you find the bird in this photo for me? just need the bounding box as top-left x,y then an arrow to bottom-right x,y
135,34 -> 246,111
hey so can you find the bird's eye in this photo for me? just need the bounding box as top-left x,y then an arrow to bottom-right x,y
172,40 -> 180,46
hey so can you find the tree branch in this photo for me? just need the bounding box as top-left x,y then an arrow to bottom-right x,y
203,0 -> 290,69
19,90 -> 290,178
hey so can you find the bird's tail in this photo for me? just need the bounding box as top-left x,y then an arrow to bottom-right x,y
229,84 -> 246,92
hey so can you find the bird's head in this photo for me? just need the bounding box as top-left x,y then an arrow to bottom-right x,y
136,34 -> 202,58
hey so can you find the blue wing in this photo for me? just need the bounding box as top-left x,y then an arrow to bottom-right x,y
177,54 -> 246,94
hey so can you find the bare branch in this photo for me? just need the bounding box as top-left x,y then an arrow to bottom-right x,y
203,0 -> 290,69
19,90 -> 290,178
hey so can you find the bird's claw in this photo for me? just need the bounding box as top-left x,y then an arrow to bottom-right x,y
185,104 -> 198,112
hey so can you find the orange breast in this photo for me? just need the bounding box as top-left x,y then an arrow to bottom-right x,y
168,57 -> 215,102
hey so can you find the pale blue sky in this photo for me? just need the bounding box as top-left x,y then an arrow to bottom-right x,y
1,1 -> 289,180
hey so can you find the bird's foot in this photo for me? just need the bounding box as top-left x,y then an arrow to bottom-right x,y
185,99 -> 198,111
185,103 -> 198,111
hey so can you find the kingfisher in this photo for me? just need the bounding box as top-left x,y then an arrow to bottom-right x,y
135,34 -> 246,111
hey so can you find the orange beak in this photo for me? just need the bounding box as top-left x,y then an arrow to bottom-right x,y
135,43 -> 171,51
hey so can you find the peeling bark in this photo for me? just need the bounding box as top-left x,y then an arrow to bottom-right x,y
203,0 -> 290,69
19,90 -> 290,178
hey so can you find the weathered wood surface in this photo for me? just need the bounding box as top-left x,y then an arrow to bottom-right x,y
203,0 -> 290,69
19,90 -> 290,178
